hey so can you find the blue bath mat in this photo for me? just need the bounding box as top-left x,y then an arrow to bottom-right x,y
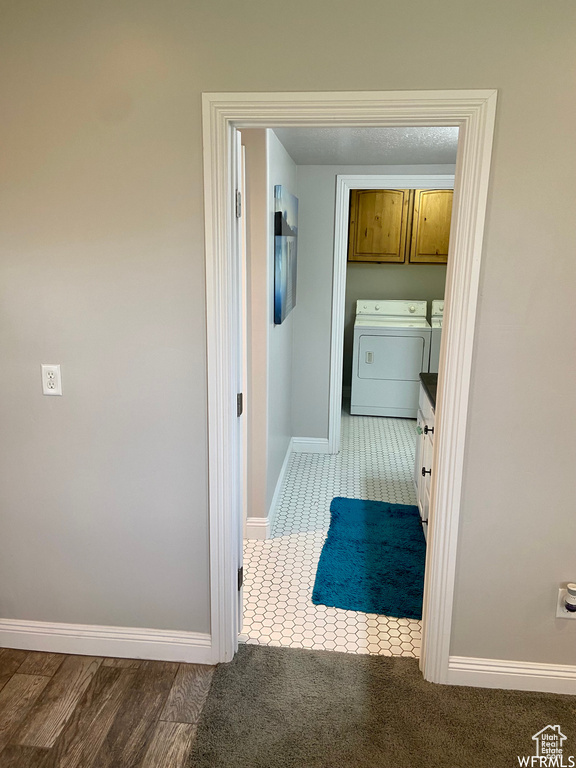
312,497 -> 426,619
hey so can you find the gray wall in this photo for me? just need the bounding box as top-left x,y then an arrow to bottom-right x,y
241,129 -> 298,521
292,165 -> 453,438
1,0 -> 575,665
266,132 -> 298,512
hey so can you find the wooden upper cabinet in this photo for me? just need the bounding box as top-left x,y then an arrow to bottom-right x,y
348,189 -> 411,263
409,189 -> 453,264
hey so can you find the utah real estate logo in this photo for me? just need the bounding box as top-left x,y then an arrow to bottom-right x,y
518,725 -> 575,767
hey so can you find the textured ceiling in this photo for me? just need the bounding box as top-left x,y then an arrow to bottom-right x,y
273,126 -> 459,166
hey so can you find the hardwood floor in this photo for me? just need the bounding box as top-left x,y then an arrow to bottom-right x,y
0,647 -> 214,768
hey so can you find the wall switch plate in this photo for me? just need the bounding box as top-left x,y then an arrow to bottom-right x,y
41,364 -> 62,396
556,588 -> 576,619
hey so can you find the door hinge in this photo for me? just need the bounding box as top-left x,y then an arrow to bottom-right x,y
235,190 -> 242,218
237,392 -> 243,417
238,566 -> 244,590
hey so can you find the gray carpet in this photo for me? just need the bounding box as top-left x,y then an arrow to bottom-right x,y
188,644 -> 576,768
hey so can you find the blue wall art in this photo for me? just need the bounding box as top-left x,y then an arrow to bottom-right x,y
274,185 -> 298,325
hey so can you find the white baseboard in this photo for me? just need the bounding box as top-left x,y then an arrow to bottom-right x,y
292,437 -> 331,454
245,515 -> 270,540
244,436 -> 330,540
447,655 -> 576,695
0,618 -> 213,665
267,439 -> 293,533
245,439 -> 293,540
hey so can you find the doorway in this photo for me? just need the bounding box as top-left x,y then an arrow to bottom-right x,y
241,155 -> 455,657
330,172 -> 455,453
202,89 -> 497,684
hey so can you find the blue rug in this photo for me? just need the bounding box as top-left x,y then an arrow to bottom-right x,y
312,497 -> 426,619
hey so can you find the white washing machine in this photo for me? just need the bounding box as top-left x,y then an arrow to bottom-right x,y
429,299 -> 444,374
350,300 -> 431,418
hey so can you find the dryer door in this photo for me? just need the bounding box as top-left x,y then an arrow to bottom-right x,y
357,334 -> 426,380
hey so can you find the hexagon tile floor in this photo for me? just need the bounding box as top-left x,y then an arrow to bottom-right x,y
240,408 -> 423,658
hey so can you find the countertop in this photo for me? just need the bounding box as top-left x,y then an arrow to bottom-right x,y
420,373 -> 438,410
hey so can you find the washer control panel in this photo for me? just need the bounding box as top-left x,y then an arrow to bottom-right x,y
431,299 -> 444,317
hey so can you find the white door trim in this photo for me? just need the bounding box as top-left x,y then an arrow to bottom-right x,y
328,173 -> 455,454
202,89 -> 498,680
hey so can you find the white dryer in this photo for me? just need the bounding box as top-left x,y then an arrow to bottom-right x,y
350,300 -> 431,418
428,299 -> 444,374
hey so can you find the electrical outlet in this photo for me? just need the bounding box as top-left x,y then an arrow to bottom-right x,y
556,588 -> 576,619
41,364 -> 62,396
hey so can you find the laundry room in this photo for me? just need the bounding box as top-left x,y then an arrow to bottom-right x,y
344,187 -> 450,397
239,126 -> 458,657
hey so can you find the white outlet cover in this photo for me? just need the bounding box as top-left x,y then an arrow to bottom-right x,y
556,588 -> 576,619
41,364 -> 62,396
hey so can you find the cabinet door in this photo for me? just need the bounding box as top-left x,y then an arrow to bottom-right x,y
414,410 -> 425,492
420,432 -> 433,523
348,189 -> 411,263
409,189 -> 453,264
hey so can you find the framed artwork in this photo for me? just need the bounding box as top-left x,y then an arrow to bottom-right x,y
274,185 -> 298,325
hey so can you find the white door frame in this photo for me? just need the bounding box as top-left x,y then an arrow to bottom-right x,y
328,173 -> 455,455
202,90 -> 497,682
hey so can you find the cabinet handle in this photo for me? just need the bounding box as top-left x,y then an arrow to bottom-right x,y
424,425 -> 434,435
422,467 -> 431,476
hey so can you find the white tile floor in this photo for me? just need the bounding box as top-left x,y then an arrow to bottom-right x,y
240,407 -> 423,657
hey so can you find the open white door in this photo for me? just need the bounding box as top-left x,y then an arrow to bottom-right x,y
234,129 -> 246,634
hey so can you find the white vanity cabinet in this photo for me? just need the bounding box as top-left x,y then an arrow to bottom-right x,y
414,380 -> 435,539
